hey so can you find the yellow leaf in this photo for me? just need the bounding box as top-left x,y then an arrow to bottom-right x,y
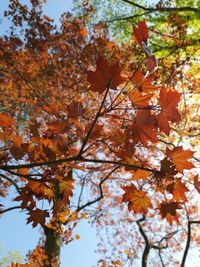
59,180 -> 73,194
75,234 -> 80,240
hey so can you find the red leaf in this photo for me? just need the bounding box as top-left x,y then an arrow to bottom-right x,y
159,201 -> 182,224
157,86 -> 181,135
132,110 -> 158,145
146,55 -> 157,72
133,20 -> 153,56
133,20 -> 148,47
87,56 -> 125,93
27,209 -> 49,228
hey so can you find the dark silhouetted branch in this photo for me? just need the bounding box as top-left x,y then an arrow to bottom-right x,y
77,166 -> 119,212
122,0 -> 200,13
0,206 -> 21,214
136,216 -> 150,267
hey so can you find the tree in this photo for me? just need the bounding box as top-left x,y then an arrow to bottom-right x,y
0,249 -> 23,267
0,0 -> 199,266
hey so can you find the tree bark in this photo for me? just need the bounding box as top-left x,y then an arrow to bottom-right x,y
44,227 -> 61,267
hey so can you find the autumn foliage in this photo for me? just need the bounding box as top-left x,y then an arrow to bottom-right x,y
0,0 -> 200,267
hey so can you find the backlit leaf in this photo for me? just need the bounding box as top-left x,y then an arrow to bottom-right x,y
132,110 -> 158,145
157,86 -> 181,135
166,146 -> 194,172
122,185 -> 152,214
87,56 -> 125,93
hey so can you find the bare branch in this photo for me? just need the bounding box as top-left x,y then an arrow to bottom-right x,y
0,206 -> 21,214
76,166 -> 120,212
136,216 -> 150,267
0,155 -> 160,174
121,0 -> 200,13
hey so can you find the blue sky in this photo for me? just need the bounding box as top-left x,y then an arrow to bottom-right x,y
0,1 -> 98,267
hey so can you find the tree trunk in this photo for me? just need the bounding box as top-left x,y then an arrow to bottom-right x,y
44,227 -> 61,267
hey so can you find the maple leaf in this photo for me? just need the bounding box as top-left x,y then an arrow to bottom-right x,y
160,157 -> 177,177
159,201 -> 182,224
133,20 -> 150,54
14,188 -> 36,210
59,180 -> 74,194
130,69 -> 156,92
146,55 -> 157,72
166,179 -> 189,201
27,209 -> 49,228
47,121 -> 69,134
132,110 -> 158,145
58,170 -> 74,205
157,86 -> 181,135
129,88 -> 153,107
86,56 -> 125,93
158,200 -> 182,224
67,102 -> 85,118
131,169 -> 150,180
26,181 -> 54,202
122,185 -> 152,214
154,157 -> 177,190
166,146 -> 194,172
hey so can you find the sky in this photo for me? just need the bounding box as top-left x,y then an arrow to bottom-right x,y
0,1 -> 98,267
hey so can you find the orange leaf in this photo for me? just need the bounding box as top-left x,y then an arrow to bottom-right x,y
157,86 -> 181,135
0,113 -> 16,128
129,89 -> 153,107
166,146 -> 194,172
17,168 -> 29,182
87,56 -> 125,94
122,185 -> 152,214
131,169 -> 150,180
166,179 -> 189,201
59,180 -> 74,194
130,69 -> 156,92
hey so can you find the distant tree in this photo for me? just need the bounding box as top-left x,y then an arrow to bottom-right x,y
0,250 -> 23,267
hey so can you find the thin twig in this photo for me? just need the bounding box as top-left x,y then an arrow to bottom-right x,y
0,206 -> 21,214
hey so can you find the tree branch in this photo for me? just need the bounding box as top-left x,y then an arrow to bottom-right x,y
181,221 -> 191,267
79,157 -> 159,174
103,11 -> 152,23
79,86 -> 110,155
76,166 -> 119,212
0,156 -> 160,174
121,0 -> 200,13
0,206 -> 21,214
136,216 -> 150,267
0,173 -> 21,194
181,206 -> 200,267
